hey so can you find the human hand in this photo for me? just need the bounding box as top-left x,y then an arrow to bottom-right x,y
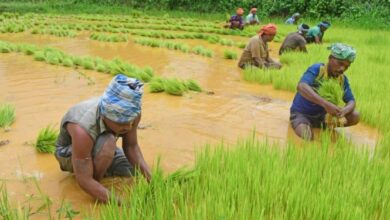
323,101 -> 341,116
337,107 -> 350,118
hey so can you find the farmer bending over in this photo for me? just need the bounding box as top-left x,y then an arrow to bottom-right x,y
285,13 -> 301,25
55,74 -> 151,203
306,21 -> 331,44
279,23 -> 310,55
290,43 -> 360,140
245,7 -> 260,25
238,23 -> 282,69
226,8 -> 245,30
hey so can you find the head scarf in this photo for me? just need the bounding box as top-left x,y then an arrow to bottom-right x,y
236,8 -> 244,16
99,74 -> 144,123
293,13 -> 300,17
319,21 -> 331,28
258,23 -> 278,35
328,43 -> 356,63
250,8 -> 257,13
298,23 -> 310,33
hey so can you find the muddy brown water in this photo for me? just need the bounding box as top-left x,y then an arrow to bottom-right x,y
0,32 -> 379,214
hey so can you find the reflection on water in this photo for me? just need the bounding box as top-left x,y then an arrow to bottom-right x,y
0,32 -> 379,212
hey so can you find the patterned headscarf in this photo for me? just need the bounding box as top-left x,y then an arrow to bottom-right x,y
328,43 -> 357,63
99,74 -> 143,123
298,23 -> 310,33
319,21 -> 331,29
258,23 -> 278,35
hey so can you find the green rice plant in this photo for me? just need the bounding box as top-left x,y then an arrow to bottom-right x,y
237,42 -> 247,49
316,79 -> 344,106
223,50 -> 238,60
185,79 -> 202,92
0,41 -> 13,53
149,77 -> 166,93
164,78 -> 187,96
0,103 -> 15,128
191,46 -> 214,57
219,38 -> 234,46
71,56 -> 83,66
62,57 -> 74,67
34,125 -> 58,154
81,57 -> 95,70
33,51 -> 45,61
143,66 -> 155,78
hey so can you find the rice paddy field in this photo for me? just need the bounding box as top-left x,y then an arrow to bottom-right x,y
0,10 -> 389,220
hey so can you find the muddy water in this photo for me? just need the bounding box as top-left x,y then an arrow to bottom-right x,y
0,33 -> 379,212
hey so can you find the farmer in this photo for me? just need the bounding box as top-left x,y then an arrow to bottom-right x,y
238,23 -> 282,69
279,23 -> 310,55
226,8 -> 245,30
245,7 -> 260,25
290,43 -> 360,140
54,74 -> 151,203
306,21 -> 331,44
285,13 -> 301,25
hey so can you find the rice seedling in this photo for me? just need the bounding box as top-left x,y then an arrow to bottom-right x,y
237,42 -> 247,49
81,57 -> 95,70
33,51 -> 45,61
219,38 -> 234,46
191,46 -> 214,57
317,79 -> 346,127
149,77 -> 166,93
185,79 -> 202,92
164,78 -> 187,96
62,57 -> 74,67
223,50 -> 238,60
0,103 -> 15,128
34,125 -> 58,154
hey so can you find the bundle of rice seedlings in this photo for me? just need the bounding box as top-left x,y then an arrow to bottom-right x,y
0,41 -> 13,53
33,51 -> 45,61
224,50 -> 238,60
220,38 -> 234,46
34,126 -> 58,154
143,66 -> 154,78
138,71 -> 153,82
81,58 -> 95,70
180,45 -> 190,53
164,78 -> 186,96
71,56 -> 83,66
62,57 -> 74,67
185,79 -> 202,92
0,103 -> 15,128
316,79 -> 346,127
149,78 -> 165,93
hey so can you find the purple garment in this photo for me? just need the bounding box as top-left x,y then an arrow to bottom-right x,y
229,15 -> 244,27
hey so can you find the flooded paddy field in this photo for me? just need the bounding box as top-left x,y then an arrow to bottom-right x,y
0,13 -> 388,219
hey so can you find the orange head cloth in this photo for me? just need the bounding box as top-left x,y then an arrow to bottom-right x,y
250,8 -> 257,13
236,8 -> 244,16
258,23 -> 278,35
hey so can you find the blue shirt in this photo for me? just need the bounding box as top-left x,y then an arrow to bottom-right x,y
290,63 -> 355,115
285,17 -> 295,24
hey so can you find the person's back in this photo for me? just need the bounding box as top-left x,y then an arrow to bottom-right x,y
279,32 -> 306,55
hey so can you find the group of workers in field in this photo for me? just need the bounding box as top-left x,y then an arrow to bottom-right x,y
53,8 -> 360,203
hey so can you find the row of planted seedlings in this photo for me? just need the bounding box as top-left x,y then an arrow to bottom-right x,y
134,38 -> 214,57
0,40 -> 203,97
69,13 -> 220,28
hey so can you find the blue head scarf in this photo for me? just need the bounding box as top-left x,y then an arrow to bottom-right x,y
99,74 -> 143,123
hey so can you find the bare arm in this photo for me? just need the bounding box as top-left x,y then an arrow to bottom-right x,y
122,115 -> 152,182
339,100 -> 356,117
67,123 -> 110,203
297,82 -> 341,116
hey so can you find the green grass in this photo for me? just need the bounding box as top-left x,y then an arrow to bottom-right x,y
95,133 -> 390,219
0,103 -> 15,128
223,50 -> 238,60
34,126 -> 59,154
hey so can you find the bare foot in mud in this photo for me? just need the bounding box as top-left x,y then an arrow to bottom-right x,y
0,140 -> 10,147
